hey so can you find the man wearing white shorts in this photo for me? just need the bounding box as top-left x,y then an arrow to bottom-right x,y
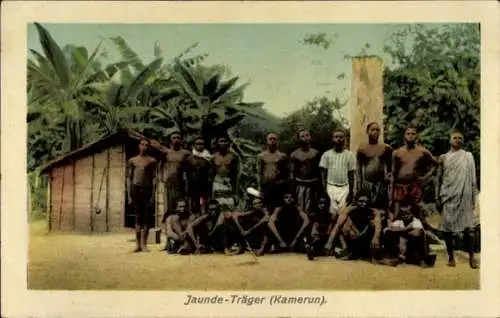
319,129 -> 356,216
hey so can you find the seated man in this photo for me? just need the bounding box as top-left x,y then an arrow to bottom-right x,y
187,200 -> 240,255
324,192 -> 383,262
268,189 -> 310,253
163,199 -> 194,254
305,196 -> 336,260
381,203 -> 435,268
232,196 -> 270,256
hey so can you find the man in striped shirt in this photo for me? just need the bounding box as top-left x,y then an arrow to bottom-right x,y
319,129 -> 356,216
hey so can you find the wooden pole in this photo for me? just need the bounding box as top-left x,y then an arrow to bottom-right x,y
90,154 -> 95,232
105,148 -> 110,232
72,160 -> 76,231
58,166 -> 66,230
349,56 -> 385,152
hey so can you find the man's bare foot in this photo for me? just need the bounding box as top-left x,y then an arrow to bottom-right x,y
469,259 -> 479,269
255,249 -> 265,257
378,258 -> 400,267
133,247 -> 142,253
447,259 -> 456,267
142,246 -> 150,252
224,248 -> 232,256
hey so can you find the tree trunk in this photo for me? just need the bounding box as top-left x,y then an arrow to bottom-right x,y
349,56 -> 385,152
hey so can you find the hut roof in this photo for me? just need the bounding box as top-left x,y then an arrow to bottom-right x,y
40,129 -> 168,174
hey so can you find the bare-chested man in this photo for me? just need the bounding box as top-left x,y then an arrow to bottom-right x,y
390,125 -> 439,220
357,122 -> 393,212
127,139 -> 157,252
211,135 -> 240,212
163,198 -> 195,254
258,133 -> 288,213
186,136 -> 212,214
268,189 -> 310,252
232,196 -> 270,256
161,132 -> 191,216
290,129 -> 321,215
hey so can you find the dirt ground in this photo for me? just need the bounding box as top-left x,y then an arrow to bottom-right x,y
28,221 -> 479,290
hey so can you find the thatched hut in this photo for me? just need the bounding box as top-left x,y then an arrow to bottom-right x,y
40,129 -> 168,233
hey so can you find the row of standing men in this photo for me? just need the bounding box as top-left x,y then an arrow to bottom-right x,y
127,123 -> 479,268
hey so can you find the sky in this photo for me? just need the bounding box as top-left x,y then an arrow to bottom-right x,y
27,23 -> 416,117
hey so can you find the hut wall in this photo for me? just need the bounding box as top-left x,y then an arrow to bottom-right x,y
92,149 -> 108,232
49,164 -> 74,231
74,156 -> 93,232
108,146 -> 126,232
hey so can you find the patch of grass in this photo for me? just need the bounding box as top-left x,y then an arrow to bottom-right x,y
28,220 -> 479,291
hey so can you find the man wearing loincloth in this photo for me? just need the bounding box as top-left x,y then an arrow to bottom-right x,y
435,130 -> 479,269
290,129 -> 321,215
186,135 -> 212,215
258,133 -> 289,213
161,132 -> 191,217
319,129 -> 356,216
390,125 -> 438,220
323,192 -> 382,261
163,198 -> 194,254
211,135 -> 240,212
356,122 -> 393,214
232,196 -> 271,256
127,139 -> 157,252
268,189 -> 310,252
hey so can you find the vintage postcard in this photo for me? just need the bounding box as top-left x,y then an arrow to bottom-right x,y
2,1 -> 500,317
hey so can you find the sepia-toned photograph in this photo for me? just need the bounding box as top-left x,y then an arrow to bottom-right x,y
27,22 -> 481,290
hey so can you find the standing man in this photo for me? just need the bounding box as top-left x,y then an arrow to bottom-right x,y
390,125 -> 438,220
161,131 -> 191,216
356,122 -> 393,213
186,135 -> 212,214
290,129 -> 321,215
127,139 -> 157,252
211,135 -> 240,212
258,133 -> 289,213
435,131 -> 479,269
319,129 -> 356,216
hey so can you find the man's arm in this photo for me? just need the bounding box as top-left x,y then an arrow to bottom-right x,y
289,152 -> 295,182
385,145 -> 394,182
150,159 -> 157,205
389,151 -> 399,202
356,150 -> 364,192
126,159 -> 134,203
347,152 -> 356,202
371,209 -> 382,248
256,154 -> 263,190
319,152 -> 328,192
166,216 -> 181,240
434,155 -> 444,206
419,148 -> 438,183
230,154 -> 240,195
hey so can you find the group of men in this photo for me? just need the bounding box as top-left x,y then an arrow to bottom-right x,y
126,122 -> 479,269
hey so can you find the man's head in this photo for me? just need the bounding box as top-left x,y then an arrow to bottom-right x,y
194,135 -> 205,152
217,135 -> 230,151
170,131 -> 182,147
138,139 -> 151,155
266,132 -> 278,150
175,199 -> 188,215
450,130 -> 464,150
399,204 -> 413,223
317,196 -> 330,212
251,197 -> 264,210
354,189 -> 370,209
366,122 -> 381,142
206,199 -> 220,216
283,190 -> 295,206
332,129 -> 346,149
404,124 -> 418,145
298,129 -> 311,146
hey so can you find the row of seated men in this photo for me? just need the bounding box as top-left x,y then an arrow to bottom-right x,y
162,188 -> 436,267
